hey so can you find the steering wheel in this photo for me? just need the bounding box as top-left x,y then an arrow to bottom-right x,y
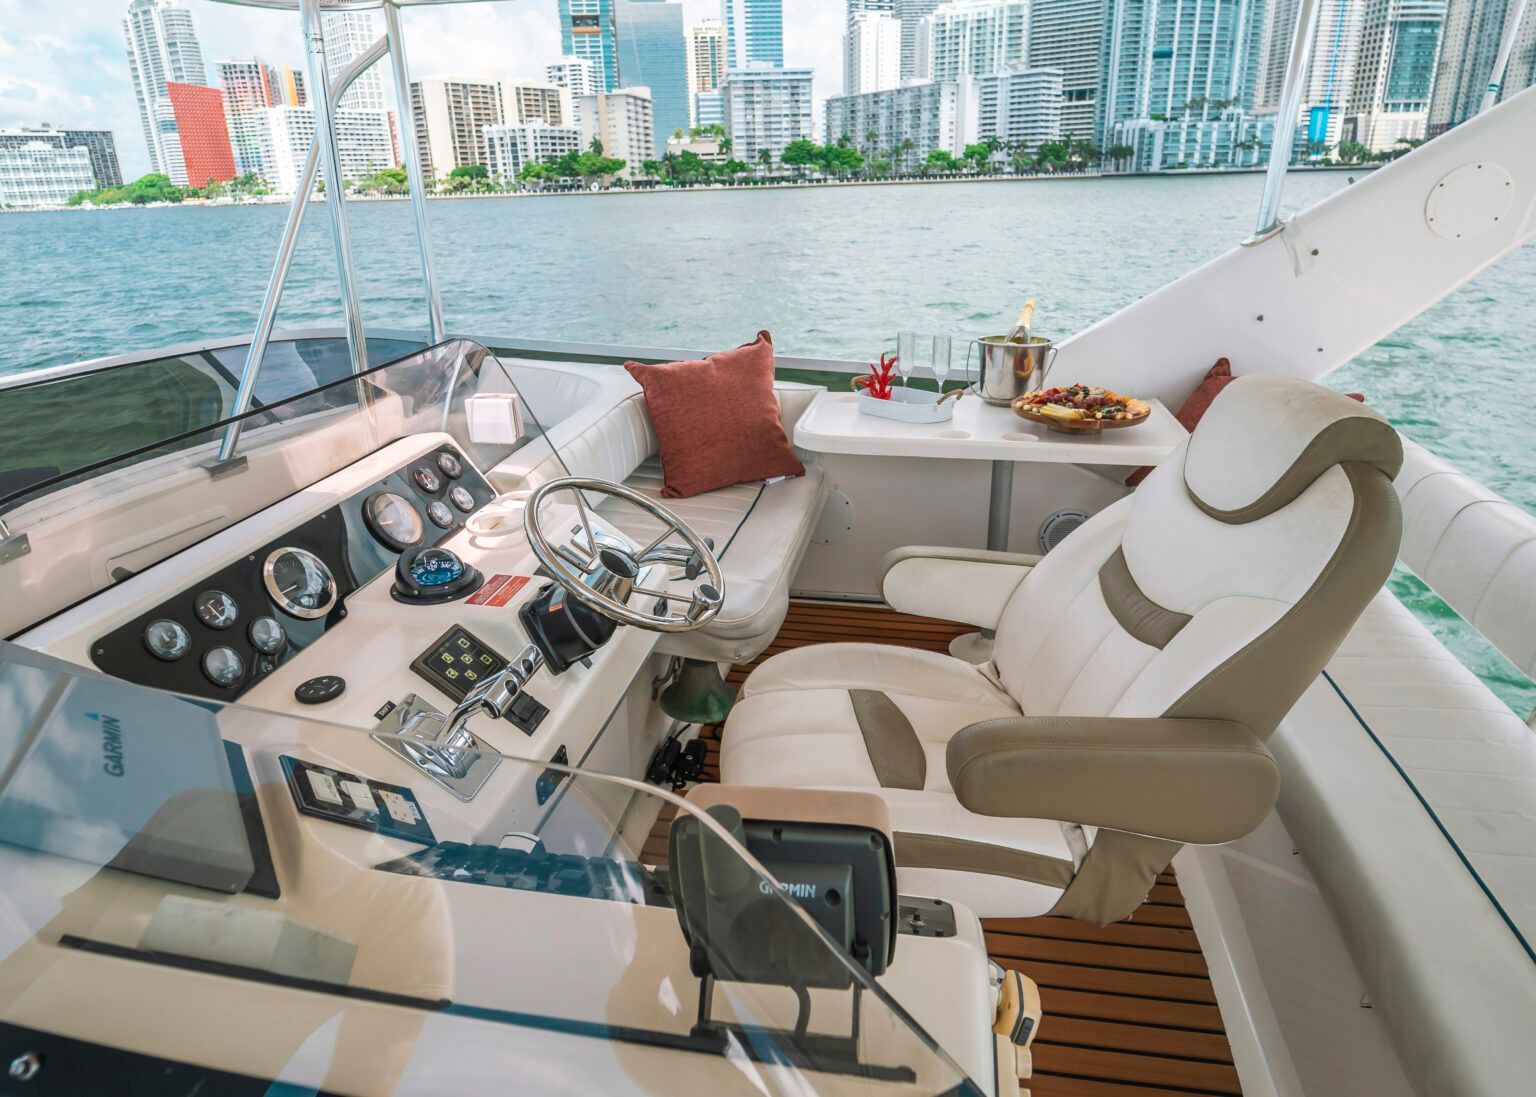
523,476 -> 725,633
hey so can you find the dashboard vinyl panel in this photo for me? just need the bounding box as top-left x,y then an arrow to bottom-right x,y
89,446 -> 496,702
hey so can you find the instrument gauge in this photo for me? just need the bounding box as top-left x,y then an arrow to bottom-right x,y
449,485 -> 475,513
194,590 -> 239,630
364,491 -> 425,551
203,646 -> 246,687
249,616 -> 288,655
436,452 -> 463,479
143,619 -> 191,662
412,465 -> 442,494
427,500 -> 455,529
263,547 -> 338,620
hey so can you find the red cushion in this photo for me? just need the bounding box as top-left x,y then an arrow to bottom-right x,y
1125,358 -> 1235,488
625,331 -> 804,499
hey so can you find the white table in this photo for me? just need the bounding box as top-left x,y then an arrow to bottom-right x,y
795,392 -> 1189,553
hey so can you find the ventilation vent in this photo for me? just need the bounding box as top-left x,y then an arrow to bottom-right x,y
1038,509 -> 1088,554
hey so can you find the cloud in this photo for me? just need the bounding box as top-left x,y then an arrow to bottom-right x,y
0,0 -> 849,178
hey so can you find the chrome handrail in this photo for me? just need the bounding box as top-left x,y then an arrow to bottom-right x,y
214,32 -> 390,465
1246,0 -> 1322,243
1480,0 -> 1531,114
384,0 -> 445,345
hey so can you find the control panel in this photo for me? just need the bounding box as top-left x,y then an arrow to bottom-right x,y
89,445 -> 494,702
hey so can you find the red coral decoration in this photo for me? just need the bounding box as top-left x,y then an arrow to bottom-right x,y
852,352 -> 899,400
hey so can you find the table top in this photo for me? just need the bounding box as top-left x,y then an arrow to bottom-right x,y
794,392 -> 1189,466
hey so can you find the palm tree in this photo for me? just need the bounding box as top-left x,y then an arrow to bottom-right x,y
589,136 -> 604,156
898,137 -> 915,174
757,147 -> 773,175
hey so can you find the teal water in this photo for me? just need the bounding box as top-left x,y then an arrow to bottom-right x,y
2,174 -> 1533,711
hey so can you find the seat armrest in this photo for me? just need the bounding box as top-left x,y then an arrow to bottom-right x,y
879,546 -> 1042,629
946,715 -> 1278,845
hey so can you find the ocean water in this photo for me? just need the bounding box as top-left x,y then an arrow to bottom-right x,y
2,174 -> 1533,711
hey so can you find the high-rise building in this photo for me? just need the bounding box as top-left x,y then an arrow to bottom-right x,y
1254,0 -> 1367,153
321,9 -> 387,112
896,0 -> 944,77
577,87 -> 656,175
687,21 -> 728,126
560,0 -> 620,91
1100,0 -> 1271,167
165,82 -> 236,187
924,0 -> 1032,82
503,81 -> 571,126
616,0 -> 690,151
723,0 -> 785,70
548,56 -> 600,124
219,59 -> 280,176
0,130 -> 98,206
696,89 -> 727,125
824,65 -> 1063,162
721,63 -> 813,165
484,121 -> 583,179
257,105 -> 397,194
972,64 -> 1065,146
411,78 -> 506,178
1427,0 -> 1536,134
60,130 -> 123,188
122,0 -> 208,185
846,11 -> 903,94
1027,0 -> 1107,141
1342,0 -> 1446,150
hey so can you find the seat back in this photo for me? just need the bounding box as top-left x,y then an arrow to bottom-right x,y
992,375 -> 1404,737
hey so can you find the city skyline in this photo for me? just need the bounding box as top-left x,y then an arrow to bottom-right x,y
0,0 -> 845,180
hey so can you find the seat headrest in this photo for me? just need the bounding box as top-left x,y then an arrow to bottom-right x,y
1184,374 -> 1403,523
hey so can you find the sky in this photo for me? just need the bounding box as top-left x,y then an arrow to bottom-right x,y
0,0 -> 844,179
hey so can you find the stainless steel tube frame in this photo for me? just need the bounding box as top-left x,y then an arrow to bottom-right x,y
383,1 -> 444,344
1247,0 -> 1322,243
216,31 -> 389,464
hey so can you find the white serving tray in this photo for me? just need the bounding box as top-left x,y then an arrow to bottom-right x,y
857,387 -> 955,424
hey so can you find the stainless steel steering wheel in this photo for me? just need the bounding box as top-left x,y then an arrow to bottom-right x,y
523,476 -> 725,633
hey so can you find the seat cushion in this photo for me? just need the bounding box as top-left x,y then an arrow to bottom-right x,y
595,458 -> 828,664
721,643 -> 1076,917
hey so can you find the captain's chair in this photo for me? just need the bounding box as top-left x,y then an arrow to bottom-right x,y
720,376 -> 1404,923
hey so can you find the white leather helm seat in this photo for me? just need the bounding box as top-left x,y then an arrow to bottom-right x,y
720,375 -> 1405,922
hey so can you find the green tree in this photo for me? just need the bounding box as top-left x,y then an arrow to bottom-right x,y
1034,141 -> 1070,171
756,147 -> 774,172
923,149 -> 958,174
1106,143 -> 1136,171
780,138 -> 822,174
1336,140 -> 1371,164
962,142 -> 992,170
722,158 -> 749,175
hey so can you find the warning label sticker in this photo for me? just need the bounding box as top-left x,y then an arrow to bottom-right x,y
466,574 -> 531,607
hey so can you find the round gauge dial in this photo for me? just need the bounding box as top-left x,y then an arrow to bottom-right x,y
427,500 -> 454,529
436,452 -> 463,480
194,590 -> 239,630
203,646 -> 246,687
249,616 -> 288,655
262,547 -> 338,620
409,547 -> 466,588
143,619 -> 191,662
412,465 -> 442,494
364,491 -> 425,551
449,485 -> 475,513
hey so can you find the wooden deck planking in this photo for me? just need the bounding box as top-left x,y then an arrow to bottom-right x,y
663,600 -> 1241,1096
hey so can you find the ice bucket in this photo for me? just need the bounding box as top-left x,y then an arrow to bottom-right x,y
967,336 -> 1057,407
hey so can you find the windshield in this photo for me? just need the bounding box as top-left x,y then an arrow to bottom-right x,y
0,338 -> 568,638
0,642 -> 979,1095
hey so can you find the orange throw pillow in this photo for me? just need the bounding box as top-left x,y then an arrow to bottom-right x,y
1125,357 -> 1235,488
625,331 -> 805,499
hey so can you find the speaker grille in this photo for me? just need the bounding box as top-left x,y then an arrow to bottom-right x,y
1038,509 -> 1088,553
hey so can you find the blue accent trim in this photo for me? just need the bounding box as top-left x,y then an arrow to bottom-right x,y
1321,670 -> 1536,965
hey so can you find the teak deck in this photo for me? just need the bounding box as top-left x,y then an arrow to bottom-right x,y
657,600 -> 1242,1097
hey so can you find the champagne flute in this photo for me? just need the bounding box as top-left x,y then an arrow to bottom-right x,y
896,331 -> 920,397
931,335 -> 952,397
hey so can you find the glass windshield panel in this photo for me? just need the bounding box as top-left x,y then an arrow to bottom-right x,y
0,643 -> 978,1095
0,339 -> 568,637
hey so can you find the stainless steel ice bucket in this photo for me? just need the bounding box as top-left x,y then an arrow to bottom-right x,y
967,336 -> 1057,406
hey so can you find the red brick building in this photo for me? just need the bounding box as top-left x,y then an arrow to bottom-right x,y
166,82 -> 236,188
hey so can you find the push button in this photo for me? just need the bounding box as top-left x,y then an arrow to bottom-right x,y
295,675 -> 346,704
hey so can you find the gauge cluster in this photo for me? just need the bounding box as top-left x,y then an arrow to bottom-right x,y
89,445 -> 495,702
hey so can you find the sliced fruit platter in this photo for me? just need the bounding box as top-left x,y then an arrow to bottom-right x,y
1012,384 -> 1152,434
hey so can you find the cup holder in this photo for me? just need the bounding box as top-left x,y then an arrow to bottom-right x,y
936,429 -> 971,439
1001,432 -> 1040,443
